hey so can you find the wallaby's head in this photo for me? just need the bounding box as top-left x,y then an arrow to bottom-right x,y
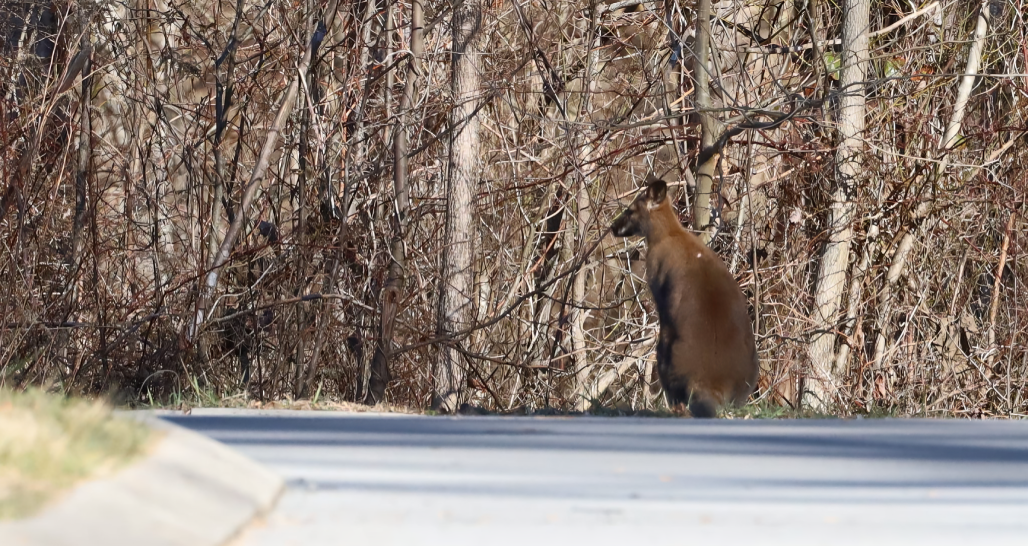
610,176 -> 668,238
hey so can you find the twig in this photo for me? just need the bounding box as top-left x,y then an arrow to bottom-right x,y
985,211 -> 1015,362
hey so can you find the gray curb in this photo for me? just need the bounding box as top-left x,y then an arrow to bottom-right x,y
0,412 -> 283,546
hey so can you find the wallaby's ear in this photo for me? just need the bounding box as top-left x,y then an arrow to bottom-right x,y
645,175 -> 667,204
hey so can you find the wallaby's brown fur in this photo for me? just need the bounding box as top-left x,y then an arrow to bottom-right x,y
610,177 -> 758,417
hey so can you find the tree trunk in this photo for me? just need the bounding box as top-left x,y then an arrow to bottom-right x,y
434,0 -> 483,412
941,1 -> 991,152
62,36 -> 93,377
692,0 -> 717,240
367,0 -> 423,405
571,2 -> 601,411
804,0 -> 869,409
70,38 -> 92,288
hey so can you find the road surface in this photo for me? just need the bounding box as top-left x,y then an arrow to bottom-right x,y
164,410 -> 1028,545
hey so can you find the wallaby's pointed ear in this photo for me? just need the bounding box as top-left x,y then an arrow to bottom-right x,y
646,175 -> 667,204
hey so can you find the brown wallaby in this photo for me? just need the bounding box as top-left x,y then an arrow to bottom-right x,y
610,176 -> 758,417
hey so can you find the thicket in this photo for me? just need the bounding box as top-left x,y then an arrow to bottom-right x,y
1,0 -> 1025,416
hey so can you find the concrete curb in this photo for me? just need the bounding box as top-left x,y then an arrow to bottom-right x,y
0,413 -> 283,546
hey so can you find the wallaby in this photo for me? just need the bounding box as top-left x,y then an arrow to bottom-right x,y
610,176 -> 758,417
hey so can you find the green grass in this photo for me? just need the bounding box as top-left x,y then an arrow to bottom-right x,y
722,401 -> 836,419
722,397 -> 901,419
0,388 -> 155,520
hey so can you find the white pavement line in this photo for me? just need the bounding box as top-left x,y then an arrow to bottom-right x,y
0,414 -> 284,546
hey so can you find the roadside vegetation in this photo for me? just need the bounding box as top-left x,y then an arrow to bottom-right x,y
138,382 -> 888,420
2,1 -> 1025,417
0,388 -> 154,520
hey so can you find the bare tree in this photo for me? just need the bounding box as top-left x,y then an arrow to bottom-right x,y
691,0 -> 718,240
435,0 -> 484,412
368,0 -> 424,405
805,0 -> 869,409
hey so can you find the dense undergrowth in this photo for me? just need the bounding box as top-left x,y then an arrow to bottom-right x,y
2,0 -> 1025,417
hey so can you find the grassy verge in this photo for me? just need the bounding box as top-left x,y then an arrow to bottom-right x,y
0,388 -> 155,520
136,390 -> 421,414
132,377 -> 905,419
133,376 -> 421,414
132,388 -> 875,419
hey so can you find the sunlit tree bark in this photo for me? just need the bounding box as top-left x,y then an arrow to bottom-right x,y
435,0 -> 483,412
805,0 -> 869,409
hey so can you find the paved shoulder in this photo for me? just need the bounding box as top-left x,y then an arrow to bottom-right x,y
168,410 -> 1028,546
0,414 -> 282,546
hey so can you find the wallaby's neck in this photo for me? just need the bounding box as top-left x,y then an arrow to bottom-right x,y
645,201 -> 689,245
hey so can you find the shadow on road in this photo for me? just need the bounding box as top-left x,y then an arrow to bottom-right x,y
165,413 -> 1028,465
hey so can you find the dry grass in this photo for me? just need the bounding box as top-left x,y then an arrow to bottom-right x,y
135,382 -> 423,414
0,389 -> 155,520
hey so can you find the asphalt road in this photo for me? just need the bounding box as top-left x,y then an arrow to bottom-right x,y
164,410 -> 1028,546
